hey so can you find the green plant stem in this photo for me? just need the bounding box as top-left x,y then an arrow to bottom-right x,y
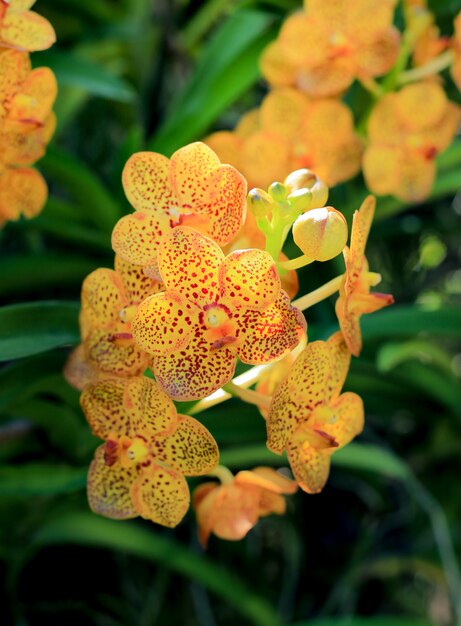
292,275 -> 343,311
278,254 -> 314,271
398,49 -> 454,84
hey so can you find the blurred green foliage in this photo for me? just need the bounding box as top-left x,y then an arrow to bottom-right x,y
1,0 -> 461,625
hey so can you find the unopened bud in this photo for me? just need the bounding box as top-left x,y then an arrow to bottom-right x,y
248,188 -> 274,218
292,207 -> 348,262
284,168 -> 329,210
268,181 -> 287,203
287,188 -> 312,212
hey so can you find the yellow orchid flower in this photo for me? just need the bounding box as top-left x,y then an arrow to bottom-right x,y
260,0 -> 400,97
335,196 -> 394,357
111,142 -> 247,270
82,376 -> 219,528
132,226 -> 306,401
0,0 -> 56,52
267,333 -> 364,494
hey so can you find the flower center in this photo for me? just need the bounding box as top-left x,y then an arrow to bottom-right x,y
199,303 -> 238,349
103,434 -> 150,468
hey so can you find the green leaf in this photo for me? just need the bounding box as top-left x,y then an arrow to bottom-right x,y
359,306 -> 461,341
37,51 -> 137,103
150,9 -> 279,154
0,254 -> 97,295
0,465 -> 86,497
40,146 -> 123,231
293,618 -> 433,626
377,340 -> 454,375
34,512 -> 282,626
0,301 -> 80,362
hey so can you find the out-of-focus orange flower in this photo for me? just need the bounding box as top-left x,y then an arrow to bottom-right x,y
266,332 -> 364,494
65,256 -> 164,389
363,82 -> 461,202
404,0 -> 449,67
112,142 -> 247,271
193,467 -> 298,545
260,0 -> 400,97
82,376 -> 219,527
206,89 -> 363,190
132,226 -> 306,401
335,196 -> 394,357
0,0 -> 56,51
451,13 -> 461,90
0,48 -> 57,224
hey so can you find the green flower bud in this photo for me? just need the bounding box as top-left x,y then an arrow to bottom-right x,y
292,206 -> 348,262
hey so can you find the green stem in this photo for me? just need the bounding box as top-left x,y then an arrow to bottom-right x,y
292,275 -> 343,311
207,464 -> 234,484
398,50 -> 454,84
278,254 -> 314,271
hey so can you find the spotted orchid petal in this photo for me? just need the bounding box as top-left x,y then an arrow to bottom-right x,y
122,151 -> 177,212
0,167 -> 46,223
8,66 -> 57,123
132,291 -> 197,357
87,446 -> 138,520
111,210 -> 170,267
0,48 -> 30,105
156,415 -> 219,476
235,292 -> 306,365
286,434 -> 331,494
152,333 -> 237,402
219,249 -> 280,310
84,326 -> 149,378
131,464 -> 190,527
1,9 -> 56,51
114,255 -> 163,305
157,226 -> 223,305
81,268 -> 127,329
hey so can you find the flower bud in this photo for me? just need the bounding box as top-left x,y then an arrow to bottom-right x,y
248,188 -> 274,218
292,206 -> 348,262
268,181 -> 287,202
284,168 -> 329,210
287,188 -> 312,212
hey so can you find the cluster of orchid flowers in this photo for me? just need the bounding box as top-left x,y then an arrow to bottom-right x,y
0,0 -> 56,226
65,141 -> 393,544
206,0 -> 461,203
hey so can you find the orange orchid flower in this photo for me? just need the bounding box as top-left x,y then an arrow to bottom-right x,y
206,89 -> 363,190
266,332 -> 364,494
363,82 -> 461,202
112,142 -> 247,271
0,0 -> 56,52
335,196 -> 394,357
132,226 -> 306,401
65,256 -> 164,389
451,13 -> 461,90
193,467 -> 298,545
260,0 -> 400,97
0,48 -> 57,224
82,376 -> 219,527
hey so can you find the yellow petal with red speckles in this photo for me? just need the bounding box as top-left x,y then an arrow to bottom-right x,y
157,226 -> 223,304
170,141 -> 220,205
156,414 -> 218,475
131,464 -> 190,527
8,66 -> 57,123
81,268 -> 126,328
111,210 -> 170,267
335,291 -> 362,357
326,392 -> 364,449
236,292 -> 306,364
0,167 -> 46,223
114,255 -> 163,306
0,48 -> 30,105
202,163 -> 247,247
1,11 -> 56,51
266,376 -> 301,454
348,196 -> 375,281
285,339 -> 332,406
84,326 -> 149,378
123,376 -> 177,438
325,332 -> 351,404
287,434 -> 331,494
132,291 -> 196,357
122,151 -> 177,213
152,333 -> 237,402
81,378 -> 129,439
396,82 -> 446,131
219,249 -> 280,310
87,446 -> 138,520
